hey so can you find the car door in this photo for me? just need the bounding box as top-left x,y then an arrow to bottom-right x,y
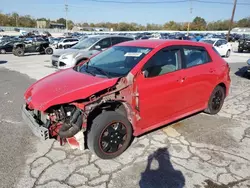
134,46 -> 188,130
220,40 -> 230,55
214,40 -> 224,56
180,46 -> 217,111
5,42 -> 13,52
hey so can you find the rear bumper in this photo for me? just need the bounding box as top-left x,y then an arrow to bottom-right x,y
21,105 -> 49,140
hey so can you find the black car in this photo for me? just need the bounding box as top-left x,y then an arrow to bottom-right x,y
238,34 -> 250,53
0,41 -> 18,54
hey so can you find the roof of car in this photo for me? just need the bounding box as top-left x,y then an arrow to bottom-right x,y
88,35 -> 133,39
202,38 -> 226,41
115,39 -> 210,48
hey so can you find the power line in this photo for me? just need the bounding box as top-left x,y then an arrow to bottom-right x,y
67,0 -> 250,5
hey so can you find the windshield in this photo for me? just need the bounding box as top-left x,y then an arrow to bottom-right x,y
71,37 -> 100,50
200,39 -> 215,44
78,46 -> 152,78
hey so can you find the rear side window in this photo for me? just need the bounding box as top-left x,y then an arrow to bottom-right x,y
111,37 -> 133,45
183,47 -> 211,68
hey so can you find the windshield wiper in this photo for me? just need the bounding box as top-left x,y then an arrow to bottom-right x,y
89,66 -> 111,78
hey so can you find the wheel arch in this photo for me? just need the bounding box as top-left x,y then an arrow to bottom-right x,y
86,100 -> 134,133
217,82 -> 227,95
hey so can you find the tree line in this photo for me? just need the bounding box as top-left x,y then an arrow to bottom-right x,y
0,12 -> 250,31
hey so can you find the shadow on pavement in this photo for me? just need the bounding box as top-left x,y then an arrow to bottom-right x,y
139,148 -> 185,188
235,66 -> 250,79
0,60 -> 7,64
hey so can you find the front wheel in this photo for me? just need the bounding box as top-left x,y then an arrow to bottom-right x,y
87,111 -> 133,159
204,85 -> 225,115
16,47 -> 24,56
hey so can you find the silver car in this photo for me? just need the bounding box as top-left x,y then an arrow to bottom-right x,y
51,35 -> 134,69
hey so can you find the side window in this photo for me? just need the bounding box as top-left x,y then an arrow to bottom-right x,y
111,37 -> 122,45
215,40 -> 222,47
64,39 -> 68,43
96,38 -> 111,49
221,40 -> 227,45
111,37 -> 133,45
183,47 -> 211,68
143,48 -> 181,78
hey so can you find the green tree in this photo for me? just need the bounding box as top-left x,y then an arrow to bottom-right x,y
237,17 -> 250,27
192,16 -> 207,30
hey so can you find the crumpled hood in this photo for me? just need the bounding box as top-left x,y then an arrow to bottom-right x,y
24,69 -> 119,111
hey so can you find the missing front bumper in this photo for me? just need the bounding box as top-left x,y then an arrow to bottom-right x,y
21,105 -> 49,140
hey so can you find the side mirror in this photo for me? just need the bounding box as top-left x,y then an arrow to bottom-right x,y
142,70 -> 149,78
247,59 -> 250,65
95,45 -> 101,50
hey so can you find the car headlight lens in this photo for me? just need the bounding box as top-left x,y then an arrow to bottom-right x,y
61,55 -> 68,59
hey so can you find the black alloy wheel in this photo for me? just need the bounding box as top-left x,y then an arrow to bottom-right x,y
100,122 -> 127,154
204,85 -> 225,115
211,90 -> 223,111
87,111 -> 132,159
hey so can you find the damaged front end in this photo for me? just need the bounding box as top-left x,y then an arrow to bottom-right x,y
22,104 -> 87,150
22,75 -> 138,150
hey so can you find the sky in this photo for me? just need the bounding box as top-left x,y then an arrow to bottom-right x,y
1,0 -> 250,25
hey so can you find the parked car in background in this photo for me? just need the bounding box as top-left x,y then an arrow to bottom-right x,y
12,38 -> 53,56
57,38 -> 79,49
200,38 -> 232,57
22,40 -> 230,159
0,41 -> 19,54
238,34 -> 250,53
52,35 -> 134,69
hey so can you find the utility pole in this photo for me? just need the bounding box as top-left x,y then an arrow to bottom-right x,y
227,0 -> 237,41
187,0 -> 193,35
65,0 -> 68,31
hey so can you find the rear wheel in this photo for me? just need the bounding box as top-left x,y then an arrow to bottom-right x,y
45,47 -> 53,55
204,85 -> 225,115
87,111 -> 133,159
225,50 -> 230,58
0,49 -> 6,54
16,47 -> 24,56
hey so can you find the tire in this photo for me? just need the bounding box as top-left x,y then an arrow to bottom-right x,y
12,49 -> 17,56
225,50 -> 230,58
87,111 -> 133,159
0,49 -> 6,54
16,47 -> 24,56
238,48 -> 243,53
204,85 -> 225,115
45,47 -> 53,55
59,45 -> 63,49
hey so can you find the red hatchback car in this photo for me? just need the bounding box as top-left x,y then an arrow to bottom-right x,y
22,40 -> 230,159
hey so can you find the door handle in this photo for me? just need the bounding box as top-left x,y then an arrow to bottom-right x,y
209,68 -> 216,73
177,77 -> 186,83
